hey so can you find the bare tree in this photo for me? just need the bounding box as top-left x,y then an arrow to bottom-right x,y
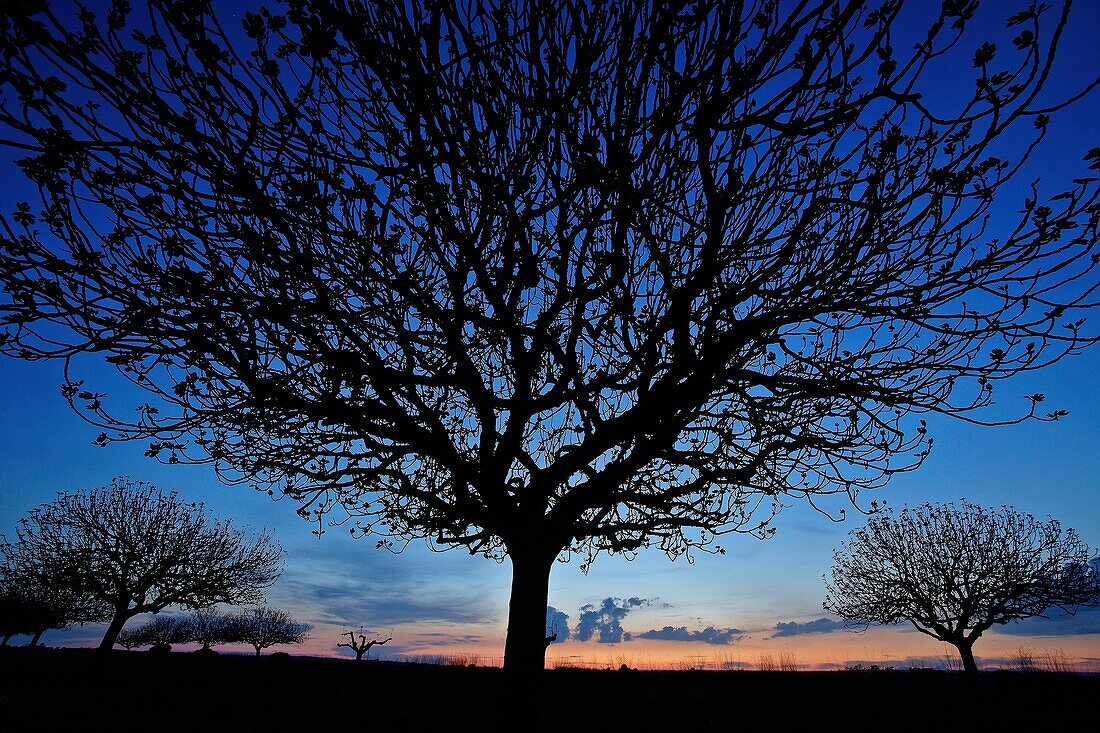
0,561 -> 105,648
230,607 -> 311,657
0,478 -> 284,650
824,502 -> 1100,673
186,606 -> 232,652
337,628 -> 391,661
120,614 -> 193,653
115,626 -> 146,651
1,0 -> 1098,679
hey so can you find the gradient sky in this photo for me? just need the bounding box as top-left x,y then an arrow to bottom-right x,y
1,0 -> 1098,670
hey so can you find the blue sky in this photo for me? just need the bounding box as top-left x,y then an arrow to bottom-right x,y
1,0 -> 1099,667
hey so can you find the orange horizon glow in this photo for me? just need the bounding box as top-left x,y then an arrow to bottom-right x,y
207,625 -> 1100,672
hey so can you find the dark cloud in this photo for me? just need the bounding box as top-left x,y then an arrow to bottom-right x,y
634,626 -> 745,645
275,567 -> 498,627
997,606 -> 1100,636
413,632 -> 483,645
575,597 -> 650,643
546,606 -> 571,644
770,618 -> 846,638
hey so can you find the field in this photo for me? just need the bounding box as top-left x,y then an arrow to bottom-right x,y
1,647 -> 1095,731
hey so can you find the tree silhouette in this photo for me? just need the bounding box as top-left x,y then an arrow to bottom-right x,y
0,478 -> 284,650
1,0 -> 1098,678
230,607 -> 311,657
0,557 -> 106,648
119,614 -> 193,653
337,628 -> 392,661
186,606 -> 232,652
115,626 -> 146,651
824,502 -> 1100,673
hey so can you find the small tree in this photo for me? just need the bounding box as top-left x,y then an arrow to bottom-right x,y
186,607 -> 232,652
824,502 -> 1100,673
337,629 -> 392,661
123,615 -> 192,653
0,568 -> 104,648
0,478 -> 284,649
0,577 -> 35,646
115,627 -> 146,651
230,607 -> 310,657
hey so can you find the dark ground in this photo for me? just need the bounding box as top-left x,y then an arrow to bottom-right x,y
0,647 -> 1094,731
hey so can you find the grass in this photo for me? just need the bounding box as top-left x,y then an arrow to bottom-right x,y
1,646 -> 1096,732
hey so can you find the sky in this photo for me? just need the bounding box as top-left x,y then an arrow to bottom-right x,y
1,0 -> 1099,671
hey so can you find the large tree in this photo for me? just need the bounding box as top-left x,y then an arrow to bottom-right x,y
824,502 -> 1100,673
0,478 -> 284,649
0,0 -> 1097,677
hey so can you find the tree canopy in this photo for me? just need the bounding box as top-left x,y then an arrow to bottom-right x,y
824,501 -> 1100,672
1,0 -> 1097,674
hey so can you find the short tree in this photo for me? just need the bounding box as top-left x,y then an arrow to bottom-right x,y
1,0 -> 1098,678
337,629 -> 392,662
0,478 -> 284,649
230,607 -> 310,657
824,502 -> 1100,673
115,627 -> 146,651
123,615 -> 192,652
0,567 -> 104,648
186,607 -> 232,652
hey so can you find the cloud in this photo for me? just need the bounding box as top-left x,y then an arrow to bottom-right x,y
575,597 -> 650,643
996,606 -> 1100,636
274,552 -> 499,627
546,606 -> 571,644
770,618 -> 846,638
634,626 -> 745,645
276,570 -> 496,627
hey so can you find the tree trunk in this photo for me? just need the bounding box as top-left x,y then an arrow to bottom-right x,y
98,609 -> 131,651
254,646 -> 262,657
28,629 -> 44,647
500,548 -> 556,726
355,649 -> 365,661
1,633 -> 11,646
956,641 -> 979,673
502,549 -> 556,675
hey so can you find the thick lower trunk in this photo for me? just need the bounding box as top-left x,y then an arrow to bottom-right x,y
500,548 -> 556,726
956,641 -> 979,673
2,633 -> 11,647
28,629 -> 44,647
99,610 -> 131,651
355,650 -> 365,661
254,646 -> 262,657
502,550 -> 556,675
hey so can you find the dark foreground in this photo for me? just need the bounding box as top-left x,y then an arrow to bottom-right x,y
1,647 -> 1095,732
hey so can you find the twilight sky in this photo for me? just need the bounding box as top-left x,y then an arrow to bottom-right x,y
1,0 -> 1099,670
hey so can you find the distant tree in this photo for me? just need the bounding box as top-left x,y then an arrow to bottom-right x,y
186,607 -> 232,652
230,607 -> 310,657
0,566 -> 105,648
824,502 -> 1100,673
1,0 -> 1098,682
0,478 -> 284,650
122,615 -> 193,653
337,628 -> 392,661
115,626 -> 146,651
